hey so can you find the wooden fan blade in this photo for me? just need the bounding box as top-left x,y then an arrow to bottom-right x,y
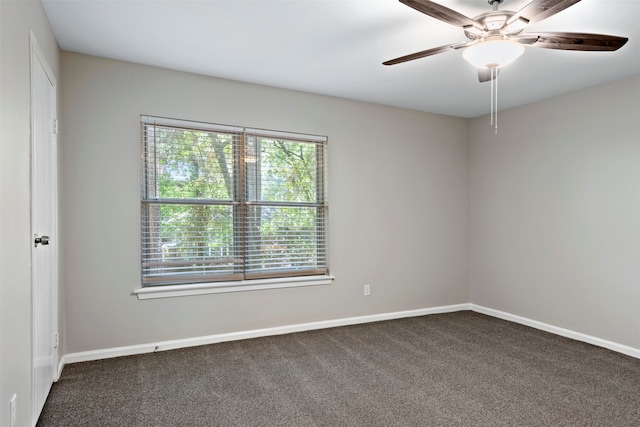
478,68 -> 499,83
400,0 -> 477,28
383,44 -> 454,66
527,32 -> 629,51
512,0 -> 582,25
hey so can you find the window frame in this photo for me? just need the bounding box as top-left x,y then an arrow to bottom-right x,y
137,116 -> 331,297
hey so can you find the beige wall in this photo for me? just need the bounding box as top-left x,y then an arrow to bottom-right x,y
61,52 -> 470,353
0,1 -> 60,426
470,75 -> 640,350
60,52 -> 640,357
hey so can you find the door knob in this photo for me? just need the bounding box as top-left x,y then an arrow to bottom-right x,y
34,234 -> 50,247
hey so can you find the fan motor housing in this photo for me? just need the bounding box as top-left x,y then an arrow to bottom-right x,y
464,11 -> 523,40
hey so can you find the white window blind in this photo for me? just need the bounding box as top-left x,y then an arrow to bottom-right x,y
141,116 -> 328,286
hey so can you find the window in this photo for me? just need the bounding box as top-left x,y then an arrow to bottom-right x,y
140,116 -> 328,287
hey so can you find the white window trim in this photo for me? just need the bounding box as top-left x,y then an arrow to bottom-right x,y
133,275 -> 334,300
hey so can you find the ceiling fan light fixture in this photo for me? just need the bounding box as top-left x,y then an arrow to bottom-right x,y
462,39 -> 525,68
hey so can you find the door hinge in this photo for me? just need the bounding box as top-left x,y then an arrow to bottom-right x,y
53,332 -> 59,349
53,119 -> 59,135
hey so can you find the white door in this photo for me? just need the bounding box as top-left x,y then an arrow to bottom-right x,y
31,32 -> 58,424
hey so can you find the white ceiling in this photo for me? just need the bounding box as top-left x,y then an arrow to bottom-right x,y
42,0 -> 640,118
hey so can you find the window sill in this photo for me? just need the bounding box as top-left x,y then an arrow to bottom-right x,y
133,275 -> 335,300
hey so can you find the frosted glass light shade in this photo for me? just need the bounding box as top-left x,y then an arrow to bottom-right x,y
462,39 -> 525,68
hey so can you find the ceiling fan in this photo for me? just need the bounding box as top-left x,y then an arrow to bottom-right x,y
383,0 -> 629,82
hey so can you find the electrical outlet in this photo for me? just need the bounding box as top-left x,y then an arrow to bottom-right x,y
364,284 -> 371,296
10,394 -> 17,427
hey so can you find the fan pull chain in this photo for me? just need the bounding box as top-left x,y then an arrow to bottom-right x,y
489,66 -> 498,133
490,68 -> 494,126
494,67 -> 498,134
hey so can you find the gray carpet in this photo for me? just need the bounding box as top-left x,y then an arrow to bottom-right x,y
37,311 -> 640,426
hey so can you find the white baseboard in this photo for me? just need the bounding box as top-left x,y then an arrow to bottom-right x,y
471,304 -> 640,359
59,303 -> 471,370
57,302 -> 639,378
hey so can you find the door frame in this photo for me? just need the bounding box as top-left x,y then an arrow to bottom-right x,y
30,30 -> 59,424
